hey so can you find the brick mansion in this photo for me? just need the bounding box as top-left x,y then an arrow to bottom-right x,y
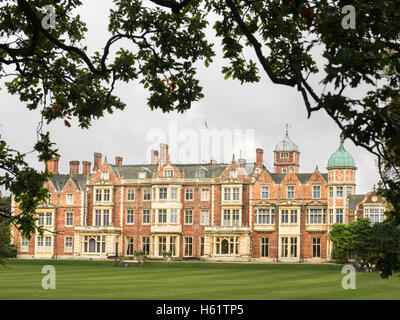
12,131 -> 387,262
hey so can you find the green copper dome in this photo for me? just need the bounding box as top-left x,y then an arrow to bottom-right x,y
327,142 -> 356,168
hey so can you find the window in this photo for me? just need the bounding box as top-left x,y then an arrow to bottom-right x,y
261,186 -> 269,199
65,237 -> 73,252
329,187 -> 334,198
184,237 -> 193,256
222,209 -> 241,226
281,210 -> 289,224
223,209 -> 231,226
281,152 -> 289,158
313,186 -> 321,199
103,189 -> 110,202
164,169 -> 173,177
38,213 -> 44,226
329,209 -> 334,224
158,209 -> 167,224
170,209 -> 178,224
308,209 -> 326,224
282,168 -> 287,173
103,209 -> 110,226
159,237 -> 167,256
200,210 -> 209,225
232,209 -> 240,226
290,238 -> 297,257
287,186 -> 295,199
365,208 -> 385,223
45,212 -> 52,226
230,170 -> 237,179
290,210 -> 298,223
170,237 -> 177,256
232,188 -> 240,200
139,171 -> 147,179
312,238 -> 321,258
184,210 -> 193,224
171,188 -> 178,200
201,189 -> 210,201
126,209 -> 135,224
143,189 -> 151,201
96,189 -> 102,202
142,237 -> 150,255
200,237 -> 205,256
224,188 -> 231,201
66,212 -> 73,226
45,237 -> 52,250
101,171 -> 109,180
21,237 -> 29,252
256,209 -> 274,224
126,236 -> 134,255
185,189 -> 194,201
336,209 -> 344,223
159,188 -> 167,200
94,209 -> 111,226
260,237 -> 269,257
346,186 -> 353,195
336,186 -> 343,198
143,209 -> 151,224
196,171 -> 205,178
127,189 -> 135,201
215,237 -> 239,255
84,236 -> 106,253
37,236 -> 44,248
66,193 -> 73,205
281,237 -> 297,258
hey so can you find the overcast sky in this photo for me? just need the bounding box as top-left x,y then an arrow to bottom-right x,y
0,1 -> 380,195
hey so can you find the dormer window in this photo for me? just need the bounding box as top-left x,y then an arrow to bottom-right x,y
164,169 -> 173,177
101,171 -> 109,180
138,171 -> 147,179
196,171 -> 205,178
230,170 -> 237,179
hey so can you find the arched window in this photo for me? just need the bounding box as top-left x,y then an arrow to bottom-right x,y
89,238 -> 96,252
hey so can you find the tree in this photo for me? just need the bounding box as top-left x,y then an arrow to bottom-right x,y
0,196 -> 12,265
329,218 -> 373,264
370,221 -> 400,279
0,0 -> 399,275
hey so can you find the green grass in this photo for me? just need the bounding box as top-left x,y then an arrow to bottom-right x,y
0,259 -> 399,299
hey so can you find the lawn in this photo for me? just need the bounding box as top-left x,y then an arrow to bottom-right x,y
0,259 -> 399,299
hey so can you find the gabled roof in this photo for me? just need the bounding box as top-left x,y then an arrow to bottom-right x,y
348,194 -> 366,210
49,174 -> 87,191
269,172 -> 328,185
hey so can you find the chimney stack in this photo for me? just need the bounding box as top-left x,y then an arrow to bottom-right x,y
46,157 -> 59,174
69,161 -> 79,174
151,150 -> 159,165
256,148 -> 263,167
115,156 -> 123,166
160,144 -> 168,164
82,161 -> 91,175
93,152 -> 102,171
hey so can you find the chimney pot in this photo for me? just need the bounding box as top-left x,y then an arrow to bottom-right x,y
160,144 -> 168,164
256,148 -> 264,167
82,161 -> 91,175
46,157 -> 59,174
69,161 -> 80,175
93,152 -> 102,171
115,156 -> 123,166
151,150 -> 159,165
